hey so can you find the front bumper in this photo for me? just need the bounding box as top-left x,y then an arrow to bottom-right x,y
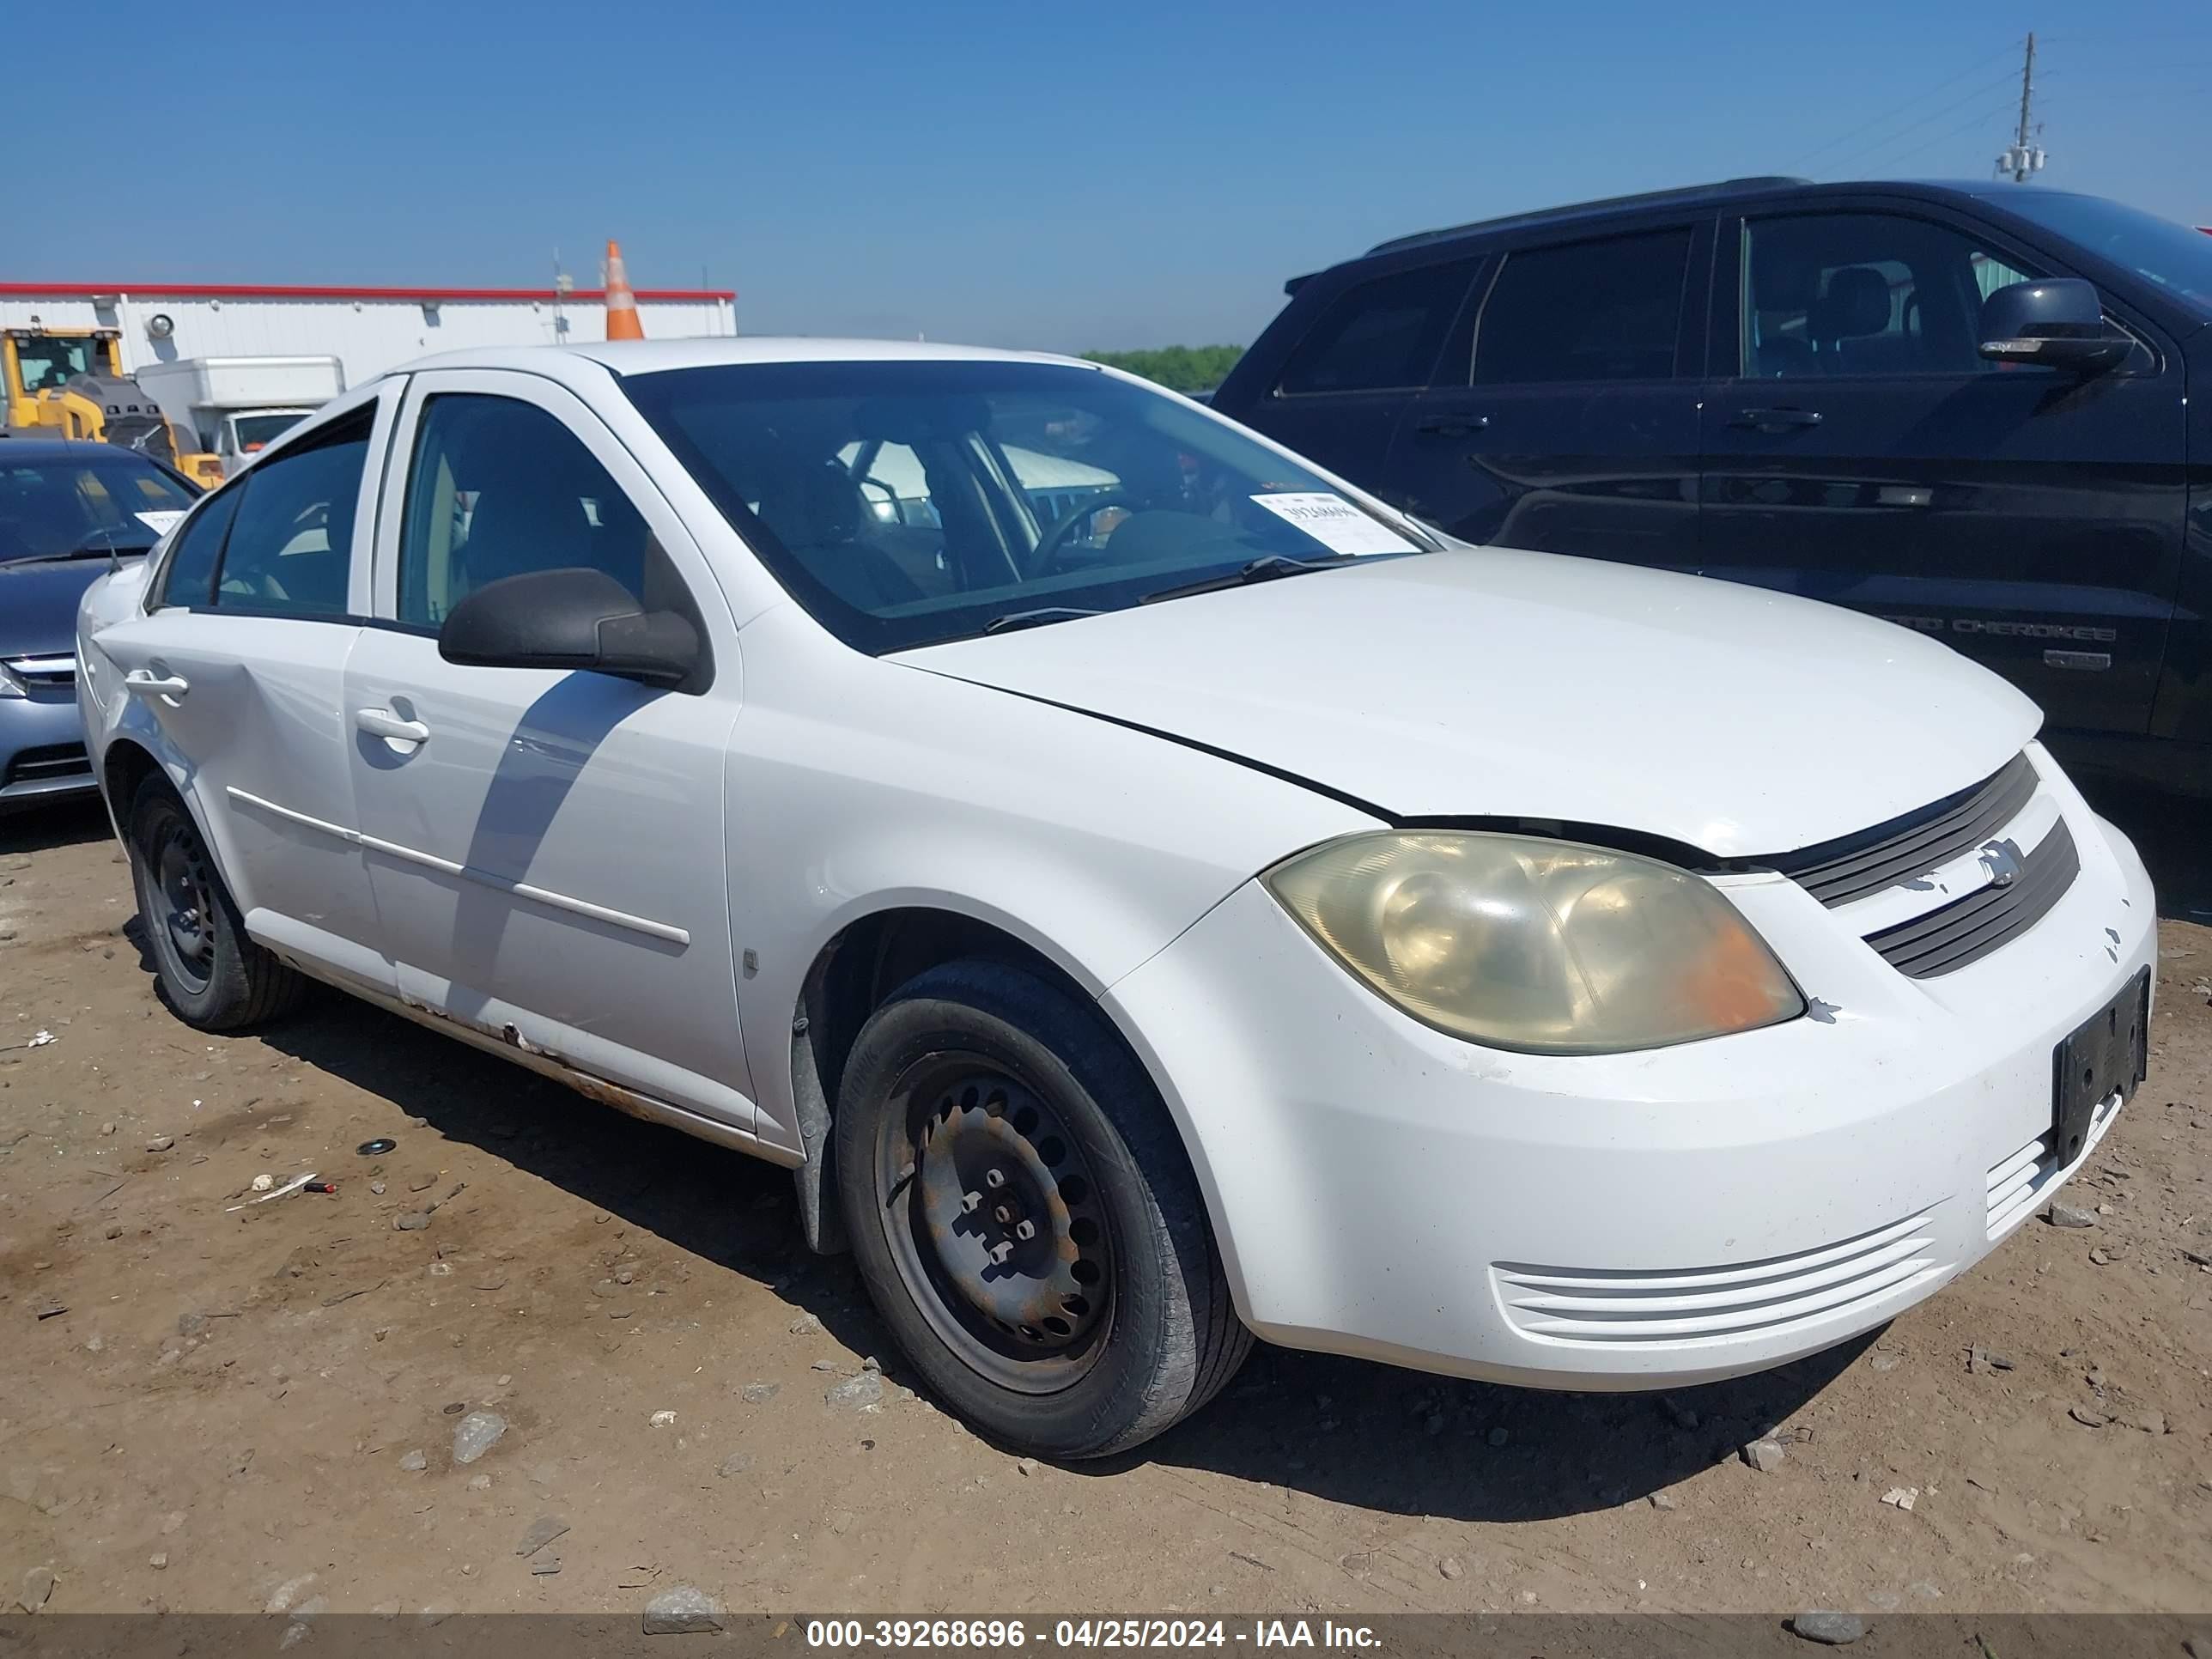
0,691 -> 96,812
1103,745 -> 2156,1390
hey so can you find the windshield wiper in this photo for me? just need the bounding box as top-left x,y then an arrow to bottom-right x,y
1140,553 -> 1353,605
7,545 -> 151,567
982,606 -> 1104,635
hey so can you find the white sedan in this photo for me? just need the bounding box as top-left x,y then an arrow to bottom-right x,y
76,339 -> 2154,1459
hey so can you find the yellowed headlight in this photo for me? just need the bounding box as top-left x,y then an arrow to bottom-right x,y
1262,831 -> 1803,1054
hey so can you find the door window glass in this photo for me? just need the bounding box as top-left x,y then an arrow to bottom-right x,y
398,394 -> 656,626
1276,260 -> 1478,394
1474,231 -> 1692,385
153,486 -> 241,608
210,410 -> 371,617
1742,213 -> 2048,379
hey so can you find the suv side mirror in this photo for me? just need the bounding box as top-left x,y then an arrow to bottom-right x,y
439,567 -> 704,690
1978,277 -> 2131,373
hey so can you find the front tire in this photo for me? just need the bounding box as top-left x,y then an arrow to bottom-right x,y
834,960 -> 1249,1459
126,775 -> 306,1031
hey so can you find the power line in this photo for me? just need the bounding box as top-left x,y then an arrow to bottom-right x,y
1819,65 -> 2028,176
1862,95 -> 2029,175
1781,41 -> 2022,171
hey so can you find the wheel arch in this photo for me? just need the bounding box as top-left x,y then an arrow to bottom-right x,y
784,902 -> 1220,1261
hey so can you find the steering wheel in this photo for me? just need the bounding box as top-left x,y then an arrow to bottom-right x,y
1030,494 -> 1146,575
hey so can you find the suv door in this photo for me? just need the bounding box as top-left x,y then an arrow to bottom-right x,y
345,370 -> 756,1132
1383,221 -> 1710,563
90,391 -> 398,994
1698,204 -> 2185,736
1220,255 -> 1483,502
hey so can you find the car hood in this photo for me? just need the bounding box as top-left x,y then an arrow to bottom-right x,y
893,548 -> 2043,858
0,556 -> 136,660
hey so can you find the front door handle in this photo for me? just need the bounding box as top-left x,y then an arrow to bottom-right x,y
1729,407 -> 1824,432
123,671 -> 190,700
355,708 -> 430,744
1416,414 -> 1491,437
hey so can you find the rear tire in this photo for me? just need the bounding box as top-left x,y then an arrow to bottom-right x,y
126,775 -> 307,1031
834,959 -> 1249,1460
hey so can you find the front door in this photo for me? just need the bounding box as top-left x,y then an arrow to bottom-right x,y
343,371 -> 753,1127
1697,205 -> 2186,736
90,392 -> 396,992
1383,222 -> 1709,566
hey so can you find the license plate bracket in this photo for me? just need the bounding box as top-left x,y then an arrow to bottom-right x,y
2051,967 -> 2148,1169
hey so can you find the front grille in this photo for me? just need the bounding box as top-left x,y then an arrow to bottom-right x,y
1771,752 -> 2039,908
1863,818 -> 2078,979
2,653 -> 77,691
3,742 -> 90,787
1493,1210 -> 1942,1346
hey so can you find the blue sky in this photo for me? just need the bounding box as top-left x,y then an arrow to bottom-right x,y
64,1 -> 2209,351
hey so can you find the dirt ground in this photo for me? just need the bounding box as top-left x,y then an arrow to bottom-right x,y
3,788 -> 2209,1620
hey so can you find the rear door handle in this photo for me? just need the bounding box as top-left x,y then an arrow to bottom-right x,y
1416,414 -> 1490,437
355,708 -> 430,744
123,671 -> 190,700
1729,407 -> 1824,431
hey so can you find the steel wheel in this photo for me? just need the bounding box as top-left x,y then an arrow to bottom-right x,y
874,1052 -> 1116,1394
150,817 -> 217,994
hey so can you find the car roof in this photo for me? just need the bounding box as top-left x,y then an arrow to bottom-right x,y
1358,176 -> 2037,258
0,436 -> 159,463
379,337 -> 1091,381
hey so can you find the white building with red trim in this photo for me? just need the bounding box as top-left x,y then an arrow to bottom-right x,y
0,281 -> 736,389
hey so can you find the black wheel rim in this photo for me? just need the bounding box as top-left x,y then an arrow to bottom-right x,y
874,1050 -> 1115,1395
147,815 -> 216,994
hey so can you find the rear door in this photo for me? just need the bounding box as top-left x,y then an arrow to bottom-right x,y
90,391 -> 398,993
1221,256 -> 1484,505
1382,220 -> 1711,564
1696,202 -> 2186,735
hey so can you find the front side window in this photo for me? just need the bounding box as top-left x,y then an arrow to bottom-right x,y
1276,260 -> 1478,395
1474,230 -> 1692,386
398,394 -> 658,627
0,454 -> 197,565
1741,213 -> 2047,379
625,360 -> 1432,655
209,410 -> 371,617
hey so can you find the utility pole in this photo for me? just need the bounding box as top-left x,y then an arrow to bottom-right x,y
1996,33 -> 2045,182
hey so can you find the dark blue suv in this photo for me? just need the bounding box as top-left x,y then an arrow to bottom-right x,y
1210,178 -> 2212,793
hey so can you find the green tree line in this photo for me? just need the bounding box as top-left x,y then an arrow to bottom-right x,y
1081,344 -> 1243,394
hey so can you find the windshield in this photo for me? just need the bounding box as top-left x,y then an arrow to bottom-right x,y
0,454 -> 198,563
1990,191 -> 2212,320
231,412 -> 306,453
10,334 -> 97,393
623,360 -> 1428,653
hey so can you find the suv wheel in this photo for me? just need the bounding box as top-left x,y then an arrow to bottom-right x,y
126,775 -> 307,1030
835,959 -> 1249,1460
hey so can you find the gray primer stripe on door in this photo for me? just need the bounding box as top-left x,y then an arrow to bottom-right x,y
225,787 -> 691,947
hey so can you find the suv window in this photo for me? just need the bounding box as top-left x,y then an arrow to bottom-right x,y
1742,212 -> 2047,379
210,410 -> 372,617
1276,260 -> 1477,395
1474,230 -> 1692,385
398,394 -> 656,627
153,486 -> 241,608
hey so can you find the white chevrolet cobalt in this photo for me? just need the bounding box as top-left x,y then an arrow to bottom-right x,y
77,340 -> 2154,1458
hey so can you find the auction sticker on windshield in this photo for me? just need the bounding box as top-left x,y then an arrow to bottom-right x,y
1249,493 -> 1418,556
134,511 -> 187,536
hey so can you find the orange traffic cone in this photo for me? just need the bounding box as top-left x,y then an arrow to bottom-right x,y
603,240 -> 644,341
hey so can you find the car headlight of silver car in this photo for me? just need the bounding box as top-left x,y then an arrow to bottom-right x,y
0,660 -> 25,699
1263,830 -> 1803,1054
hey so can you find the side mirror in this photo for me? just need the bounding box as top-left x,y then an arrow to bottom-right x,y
1978,277 -> 2131,373
438,567 -> 703,690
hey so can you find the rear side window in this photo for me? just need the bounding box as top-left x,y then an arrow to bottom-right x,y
1276,260 -> 1478,395
210,410 -> 373,618
1474,230 -> 1692,385
153,488 -> 241,609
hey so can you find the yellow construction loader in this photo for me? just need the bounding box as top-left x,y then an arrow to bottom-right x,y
2,327 -> 222,487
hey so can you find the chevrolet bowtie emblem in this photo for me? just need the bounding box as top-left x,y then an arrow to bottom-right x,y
1978,836 -> 2025,888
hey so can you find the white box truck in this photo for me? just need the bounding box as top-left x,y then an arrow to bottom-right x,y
134,356 -> 345,477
